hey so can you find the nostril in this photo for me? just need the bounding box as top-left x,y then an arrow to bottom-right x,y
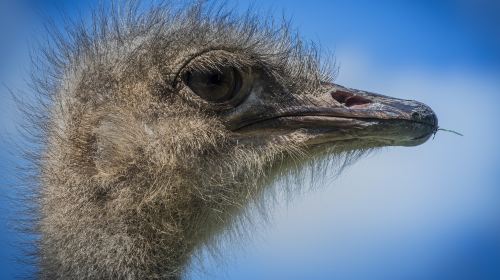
330,90 -> 351,104
331,90 -> 372,107
345,95 -> 372,107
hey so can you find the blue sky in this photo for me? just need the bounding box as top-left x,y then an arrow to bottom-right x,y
1,1 -> 499,279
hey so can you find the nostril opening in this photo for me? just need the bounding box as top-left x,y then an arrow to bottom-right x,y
330,90 -> 351,104
331,90 -> 372,107
345,95 -> 372,107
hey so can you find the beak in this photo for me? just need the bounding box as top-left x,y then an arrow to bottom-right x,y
230,83 -> 438,147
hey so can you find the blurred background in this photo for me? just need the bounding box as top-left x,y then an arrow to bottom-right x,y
1,0 -> 499,279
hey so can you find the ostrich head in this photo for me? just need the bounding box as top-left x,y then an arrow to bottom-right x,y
31,2 -> 438,279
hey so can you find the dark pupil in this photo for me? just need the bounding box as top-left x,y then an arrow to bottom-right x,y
208,73 -> 223,85
185,67 -> 241,103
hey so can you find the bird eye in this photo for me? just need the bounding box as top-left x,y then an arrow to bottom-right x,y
184,67 -> 242,103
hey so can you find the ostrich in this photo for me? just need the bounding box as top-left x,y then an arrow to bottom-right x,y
20,2 -> 438,279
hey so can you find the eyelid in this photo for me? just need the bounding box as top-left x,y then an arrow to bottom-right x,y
172,49 -> 242,87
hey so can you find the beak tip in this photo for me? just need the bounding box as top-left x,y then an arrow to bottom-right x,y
410,102 -> 439,129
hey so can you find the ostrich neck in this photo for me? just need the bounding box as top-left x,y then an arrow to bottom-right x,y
39,140 -> 267,280
38,55 -> 282,279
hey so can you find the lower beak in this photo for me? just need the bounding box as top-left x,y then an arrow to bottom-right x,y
235,83 -> 438,147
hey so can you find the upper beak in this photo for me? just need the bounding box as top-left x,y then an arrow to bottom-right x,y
327,83 -> 438,127
230,83 -> 438,147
